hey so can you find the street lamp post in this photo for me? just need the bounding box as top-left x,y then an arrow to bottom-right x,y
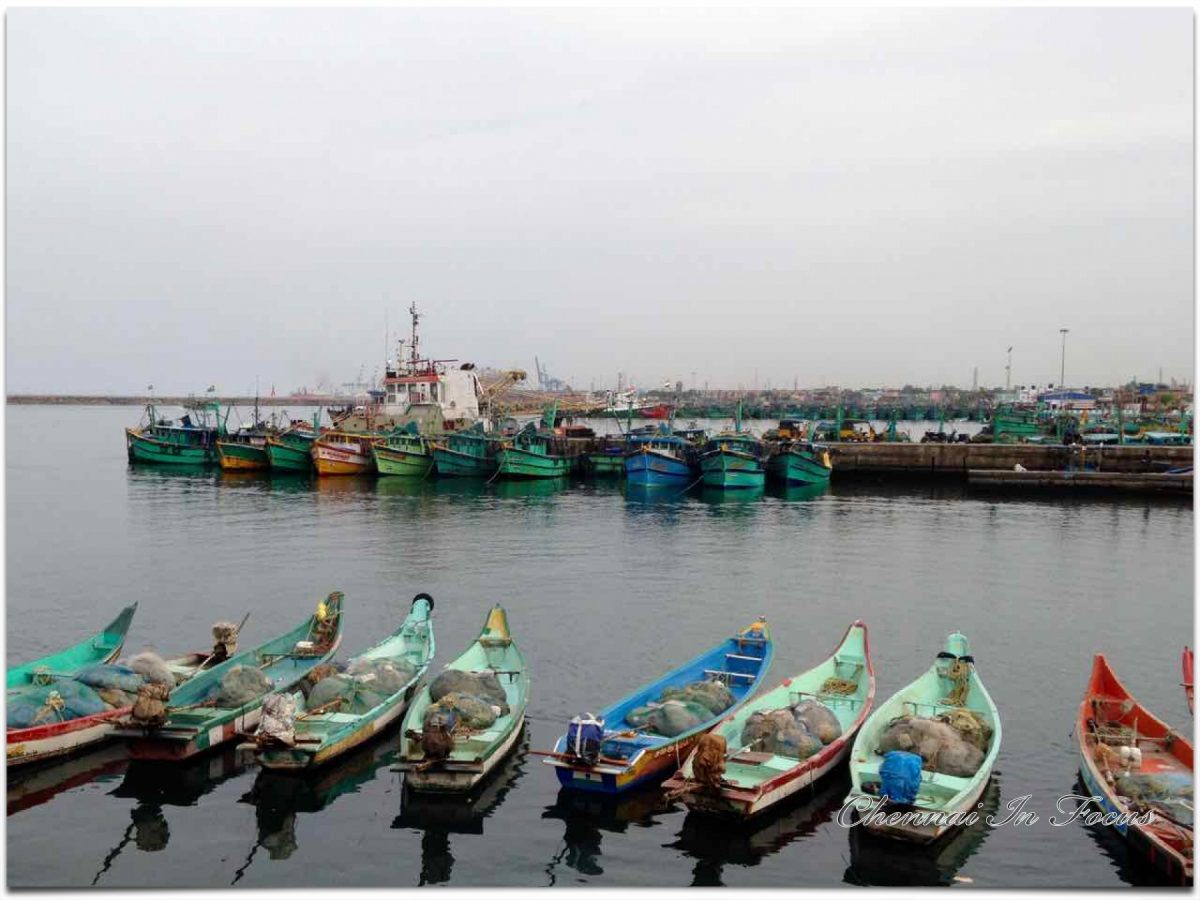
1059,328 -> 1069,391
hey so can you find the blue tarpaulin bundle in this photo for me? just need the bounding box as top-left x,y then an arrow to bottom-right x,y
880,750 -> 923,805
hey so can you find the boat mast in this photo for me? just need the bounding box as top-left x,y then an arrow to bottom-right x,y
409,302 -> 420,368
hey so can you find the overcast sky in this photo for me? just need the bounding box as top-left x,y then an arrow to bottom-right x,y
7,8 -> 1193,395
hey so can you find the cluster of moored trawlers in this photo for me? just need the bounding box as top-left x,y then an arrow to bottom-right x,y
124,402 -> 834,489
9,598 -> 1193,883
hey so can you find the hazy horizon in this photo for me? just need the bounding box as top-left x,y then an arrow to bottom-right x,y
7,8 -> 1194,395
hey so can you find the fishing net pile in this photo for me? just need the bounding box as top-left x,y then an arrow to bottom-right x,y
739,699 -> 843,759
7,654 -> 176,729
875,710 -> 993,777
626,680 -> 736,738
420,669 -> 510,735
212,665 -> 274,708
291,656 -> 418,717
1115,772 -> 1194,828
258,692 -> 299,746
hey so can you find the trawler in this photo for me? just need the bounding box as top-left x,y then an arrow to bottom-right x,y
333,304 -> 487,433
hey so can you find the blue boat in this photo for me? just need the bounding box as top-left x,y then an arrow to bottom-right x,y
624,426 -> 697,486
542,618 -> 773,794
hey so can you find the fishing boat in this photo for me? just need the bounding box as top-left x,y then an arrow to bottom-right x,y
1076,654 -> 1194,885
583,435 -> 627,477
311,432 -> 381,477
372,423 -> 435,477
663,621 -> 873,819
215,399 -> 274,471
265,420 -> 320,473
843,632 -> 1001,843
625,426 -> 695,486
765,421 -> 833,486
117,594 -> 344,761
496,410 -> 580,479
7,608 -> 235,767
394,605 -> 529,792
256,594 -> 435,771
1184,647 -> 1193,715
540,618 -> 773,795
699,433 -> 766,489
431,421 -> 500,477
125,402 -> 225,466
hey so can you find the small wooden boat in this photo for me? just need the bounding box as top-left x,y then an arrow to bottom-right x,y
125,402 -> 224,466
6,604 -> 138,767
395,605 -> 529,792
372,424 -> 435,477
1076,654 -> 1193,885
1183,647 -> 1193,715
117,594 -> 344,761
663,621 -> 873,818
266,422 -> 319,473
765,421 -> 832,486
541,619 -> 773,795
6,608 -> 235,767
843,632 -> 1000,843
311,432 -> 381,476
583,435 -> 627,477
496,426 -> 579,479
699,434 -> 766,489
256,594 -> 435,771
216,435 -> 271,471
625,428 -> 695,485
431,421 -> 500,477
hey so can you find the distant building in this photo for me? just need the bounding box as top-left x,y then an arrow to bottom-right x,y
1039,390 -> 1095,411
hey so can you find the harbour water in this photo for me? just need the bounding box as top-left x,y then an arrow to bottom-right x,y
6,405 -> 1193,888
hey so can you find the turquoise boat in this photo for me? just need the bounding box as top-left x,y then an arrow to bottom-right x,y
542,618 -> 773,794
496,423 -> 578,479
700,433 -> 766,489
843,633 -> 1001,843
395,605 -> 529,792
583,436 -> 627,477
257,594 -> 435,771
266,419 -> 319,473
8,603 -> 137,690
432,422 -> 500,477
664,621 -> 873,819
118,593 -> 345,762
373,423 -> 435,477
125,402 -> 226,465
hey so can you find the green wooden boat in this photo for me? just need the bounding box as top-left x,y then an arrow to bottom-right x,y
216,438 -> 270,471
431,422 -> 500,477
664,621 -> 874,819
700,433 -> 766,489
117,593 -> 345,762
767,444 -> 832,486
496,424 -> 578,479
395,605 -> 529,792
266,427 -> 317,473
125,401 -> 228,466
843,632 -> 1001,843
7,603 -> 137,690
256,593 -> 436,771
373,424 -> 435,477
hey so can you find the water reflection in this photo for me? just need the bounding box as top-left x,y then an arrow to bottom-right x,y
697,486 -> 765,506
392,728 -> 528,886
491,478 -> 571,501
92,747 -> 255,885
1070,775 -> 1176,887
542,784 -> 674,885
233,734 -> 404,882
842,776 -> 1001,886
770,482 -> 831,503
7,743 -> 129,817
667,772 -> 846,886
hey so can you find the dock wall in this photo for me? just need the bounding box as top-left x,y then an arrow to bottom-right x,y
827,442 -> 1192,477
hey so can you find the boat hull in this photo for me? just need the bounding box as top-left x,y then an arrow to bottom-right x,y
846,773 -> 993,844
497,447 -> 575,479
625,449 -> 692,485
433,446 -> 496,477
404,717 -> 526,793
217,441 -> 269,471
258,689 -> 415,771
126,429 -> 214,466
373,445 -> 434,477
266,436 -> 313,472
553,730 -> 706,794
126,706 -> 266,762
700,450 -> 765,489
6,707 -> 129,768
312,443 -> 374,476
584,453 -> 626,477
767,449 -> 831,486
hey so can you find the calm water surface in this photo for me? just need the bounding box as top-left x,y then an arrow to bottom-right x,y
6,405 -> 1193,888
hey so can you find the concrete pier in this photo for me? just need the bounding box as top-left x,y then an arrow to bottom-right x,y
967,469 -> 1192,496
826,442 -> 1192,477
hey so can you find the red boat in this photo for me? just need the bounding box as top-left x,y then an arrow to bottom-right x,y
1076,654 -> 1193,885
1183,647 -> 1193,714
642,404 -> 674,420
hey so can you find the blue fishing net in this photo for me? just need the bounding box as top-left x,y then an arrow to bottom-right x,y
8,680 -> 108,728
75,664 -> 145,694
